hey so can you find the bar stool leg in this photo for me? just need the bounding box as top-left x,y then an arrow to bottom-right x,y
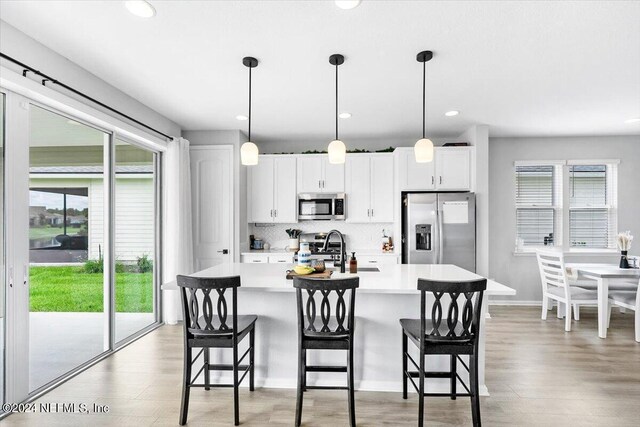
249,327 -> 255,392
469,353 -> 481,427
402,331 -> 408,399
204,348 -> 210,391
347,342 -> 356,427
295,343 -> 304,427
302,349 -> 307,391
418,347 -> 425,427
179,346 -> 192,425
450,355 -> 457,400
233,339 -> 240,426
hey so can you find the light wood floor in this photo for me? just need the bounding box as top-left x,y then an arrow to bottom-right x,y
3,306 -> 640,426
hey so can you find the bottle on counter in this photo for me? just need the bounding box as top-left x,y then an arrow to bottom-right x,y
349,252 -> 357,274
298,242 -> 311,267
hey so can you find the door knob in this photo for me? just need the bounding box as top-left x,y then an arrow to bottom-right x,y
217,249 -> 229,254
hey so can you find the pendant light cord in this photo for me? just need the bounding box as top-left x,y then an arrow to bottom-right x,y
422,60 -> 426,139
335,63 -> 339,141
248,66 -> 252,141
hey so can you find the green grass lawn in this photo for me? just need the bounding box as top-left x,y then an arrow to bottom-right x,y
29,266 -> 153,313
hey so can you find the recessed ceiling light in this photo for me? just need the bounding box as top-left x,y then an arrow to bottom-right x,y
236,114 -> 248,121
339,112 -> 352,119
124,1 -> 156,18
625,117 -> 640,124
445,110 -> 459,117
335,0 -> 361,10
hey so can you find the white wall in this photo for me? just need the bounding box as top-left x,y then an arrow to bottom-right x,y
257,136 -> 461,154
183,130 -> 249,261
489,135 -> 640,303
0,21 -> 181,138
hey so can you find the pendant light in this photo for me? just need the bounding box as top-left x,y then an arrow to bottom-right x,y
414,50 -> 434,163
328,54 -> 346,164
240,56 -> 259,166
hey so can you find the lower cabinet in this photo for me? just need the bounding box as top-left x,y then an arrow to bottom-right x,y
241,254 -> 294,264
358,255 -> 400,265
241,254 -> 268,263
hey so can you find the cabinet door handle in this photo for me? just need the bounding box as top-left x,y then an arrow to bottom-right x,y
322,180 -> 325,188
274,209 -> 277,217
319,180 -> 322,189
431,176 -> 434,185
371,209 -> 374,217
8,267 -> 13,288
270,209 -> 273,217
439,176 -> 443,184
253,260 -> 262,263
368,260 -> 377,263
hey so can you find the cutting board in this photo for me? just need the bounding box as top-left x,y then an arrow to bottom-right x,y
286,270 -> 333,280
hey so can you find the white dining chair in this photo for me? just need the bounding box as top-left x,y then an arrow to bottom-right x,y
536,250 -> 598,332
608,279 -> 640,342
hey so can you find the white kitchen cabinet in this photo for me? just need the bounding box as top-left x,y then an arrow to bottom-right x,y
268,254 -> 294,264
358,255 -> 400,265
345,154 -> 394,223
248,155 -> 297,223
345,156 -> 370,222
273,157 -> 297,222
435,148 -> 471,190
241,254 -> 268,263
370,155 -> 394,222
396,147 -> 470,191
397,148 -> 436,191
296,155 -> 344,193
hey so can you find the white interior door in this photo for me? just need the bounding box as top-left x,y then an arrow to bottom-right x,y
190,146 -> 233,271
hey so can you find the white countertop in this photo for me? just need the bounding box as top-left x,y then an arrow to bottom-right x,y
241,249 -> 399,256
163,263 -> 515,296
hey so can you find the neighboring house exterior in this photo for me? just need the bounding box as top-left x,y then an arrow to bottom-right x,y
30,165 -> 154,263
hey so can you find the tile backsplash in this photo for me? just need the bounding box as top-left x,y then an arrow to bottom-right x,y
249,221 -> 394,251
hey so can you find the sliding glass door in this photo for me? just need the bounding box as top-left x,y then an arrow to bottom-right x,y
114,139 -> 157,343
0,93 -> 6,404
28,106 -> 108,391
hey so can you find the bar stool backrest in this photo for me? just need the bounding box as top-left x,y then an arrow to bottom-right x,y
293,277 -> 359,338
417,278 -> 487,343
177,275 -> 241,337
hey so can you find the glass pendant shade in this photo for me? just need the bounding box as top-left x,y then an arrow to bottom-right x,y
414,138 -> 434,163
328,139 -> 346,164
241,141 -> 259,166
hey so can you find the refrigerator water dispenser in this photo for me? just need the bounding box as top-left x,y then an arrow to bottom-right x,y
415,224 -> 431,250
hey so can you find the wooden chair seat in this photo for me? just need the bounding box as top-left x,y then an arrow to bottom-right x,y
400,319 -> 472,343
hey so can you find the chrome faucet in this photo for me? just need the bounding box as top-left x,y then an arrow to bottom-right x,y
321,229 -> 346,273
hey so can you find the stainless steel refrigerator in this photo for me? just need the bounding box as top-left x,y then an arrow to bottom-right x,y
401,192 -> 476,272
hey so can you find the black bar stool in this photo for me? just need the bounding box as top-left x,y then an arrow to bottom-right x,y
400,278 -> 487,427
293,276 -> 359,427
177,275 -> 257,426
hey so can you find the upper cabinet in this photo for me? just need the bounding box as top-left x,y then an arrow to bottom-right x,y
297,155 -> 345,193
397,147 -> 471,191
435,148 -> 471,190
248,156 -> 297,223
345,154 -> 394,223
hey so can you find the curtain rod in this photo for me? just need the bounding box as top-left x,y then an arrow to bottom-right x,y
0,52 -> 174,141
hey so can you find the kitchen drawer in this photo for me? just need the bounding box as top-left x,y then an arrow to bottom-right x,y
241,255 -> 268,263
358,255 -> 399,265
268,255 -> 294,264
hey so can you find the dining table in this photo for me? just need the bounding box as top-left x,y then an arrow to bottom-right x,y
565,263 -> 640,338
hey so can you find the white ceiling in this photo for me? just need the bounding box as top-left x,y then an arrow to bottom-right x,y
1,1 -> 639,143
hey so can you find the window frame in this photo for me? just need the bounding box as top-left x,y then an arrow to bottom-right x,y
514,159 -> 619,254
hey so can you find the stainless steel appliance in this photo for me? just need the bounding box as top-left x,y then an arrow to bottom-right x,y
294,231 -> 345,267
298,193 -> 346,221
402,192 -> 476,272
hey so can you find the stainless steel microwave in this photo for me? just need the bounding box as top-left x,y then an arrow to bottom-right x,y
298,193 -> 346,221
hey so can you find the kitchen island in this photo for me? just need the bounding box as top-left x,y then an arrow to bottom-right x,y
162,263 -> 515,395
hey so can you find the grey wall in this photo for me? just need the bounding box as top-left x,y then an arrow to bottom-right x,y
489,135 -> 640,303
183,130 -> 249,261
0,21 -> 181,138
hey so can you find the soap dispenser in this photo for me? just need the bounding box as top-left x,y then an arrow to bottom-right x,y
349,252 -> 358,274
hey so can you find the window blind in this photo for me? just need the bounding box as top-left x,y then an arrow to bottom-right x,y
515,165 -> 559,246
569,164 -> 616,248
